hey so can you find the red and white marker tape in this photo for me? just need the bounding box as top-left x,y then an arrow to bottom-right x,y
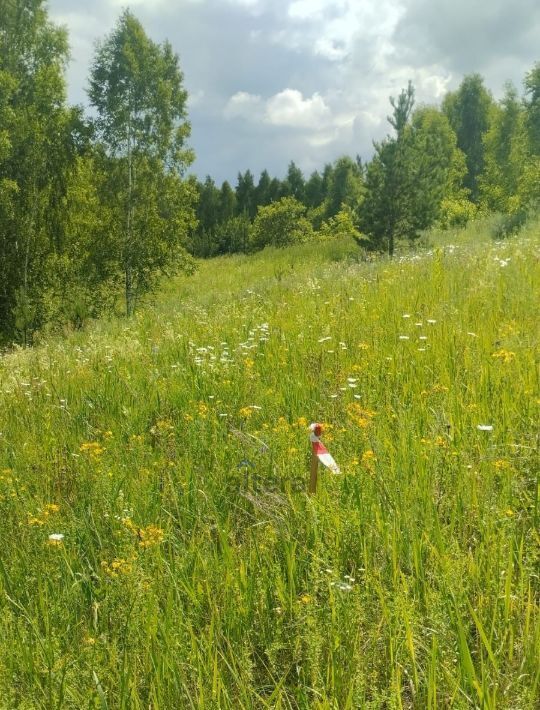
309,422 -> 340,474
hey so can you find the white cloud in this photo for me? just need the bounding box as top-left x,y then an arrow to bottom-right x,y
224,88 -> 332,130
266,89 -> 331,128
224,91 -> 263,119
48,0 -> 540,182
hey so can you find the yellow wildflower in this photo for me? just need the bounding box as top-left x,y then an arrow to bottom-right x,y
492,349 -> 515,363
79,441 -> 105,458
361,450 -> 377,470
101,557 -> 135,576
138,524 -> 164,549
28,515 -> 45,526
494,459 -> 511,470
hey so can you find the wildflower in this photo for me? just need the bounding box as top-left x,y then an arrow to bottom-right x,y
331,581 -> 353,592
427,319 -> 437,324
79,441 -> 105,458
477,425 -> 493,432
28,515 -> 45,526
494,459 -> 510,470
138,524 -> 164,548
361,450 -> 376,469
44,503 -> 60,514
357,342 -> 369,350
318,336 -> 331,343
101,557 -> 135,576
48,533 -> 64,545
399,335 -> 410,340
299,594 -> 311,604
239,406 -> 254,419
492,349 -> 515,363
402,314 -> 411,318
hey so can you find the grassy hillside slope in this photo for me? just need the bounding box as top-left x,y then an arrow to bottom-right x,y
0,223 -> 539,708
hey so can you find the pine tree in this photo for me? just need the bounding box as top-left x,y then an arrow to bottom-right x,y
235,170 -> 256,219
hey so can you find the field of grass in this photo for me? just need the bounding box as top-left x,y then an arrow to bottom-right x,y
0,221 -> 539,708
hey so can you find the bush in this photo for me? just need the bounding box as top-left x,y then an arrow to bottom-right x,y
318,205 -> 369,245
251,197 -> 314,250
438,197 -> 477,229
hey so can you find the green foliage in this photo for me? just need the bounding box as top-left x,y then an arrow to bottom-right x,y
0,0 -> 77,343
214,213 -> 252,254
281,160 -> 306,202
480,84 -> 527,213
438,197 -> 478,229
251,196 -> 314,249
361,88 -> 476,250
524,61 -> 540,155
88,10 -> 196,316
235,169 -> 257,219
323,155 -> 364,219
319,205 -> 368,245
305,170 -> 325,208
443,74 -> 493,202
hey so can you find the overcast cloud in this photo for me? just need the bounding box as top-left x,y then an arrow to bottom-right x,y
47,0 -> 540,184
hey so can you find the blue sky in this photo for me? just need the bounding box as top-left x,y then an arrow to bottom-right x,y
48,0 -> 540,184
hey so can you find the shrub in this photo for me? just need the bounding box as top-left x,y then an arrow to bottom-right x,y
251,197 -> 314,250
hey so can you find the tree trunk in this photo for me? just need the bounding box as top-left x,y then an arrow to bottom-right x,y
125,110 -> 135,316
125,264 -> 134,317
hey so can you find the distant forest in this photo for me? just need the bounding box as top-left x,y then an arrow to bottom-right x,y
1,1 -> 539,344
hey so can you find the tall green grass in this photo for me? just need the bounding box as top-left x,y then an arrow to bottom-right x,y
0,223 -> 538,708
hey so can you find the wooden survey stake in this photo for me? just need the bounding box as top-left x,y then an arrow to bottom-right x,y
308,422 -> 340,494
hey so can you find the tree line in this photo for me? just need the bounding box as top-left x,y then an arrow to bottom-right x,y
1,1 -> 196,344
192,71 -> 539,258
1,1 -> 539,345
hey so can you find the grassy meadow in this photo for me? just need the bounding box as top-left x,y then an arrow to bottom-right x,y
0,221 -> 539,708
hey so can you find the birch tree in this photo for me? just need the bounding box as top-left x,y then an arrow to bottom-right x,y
89,10 -> 196,316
